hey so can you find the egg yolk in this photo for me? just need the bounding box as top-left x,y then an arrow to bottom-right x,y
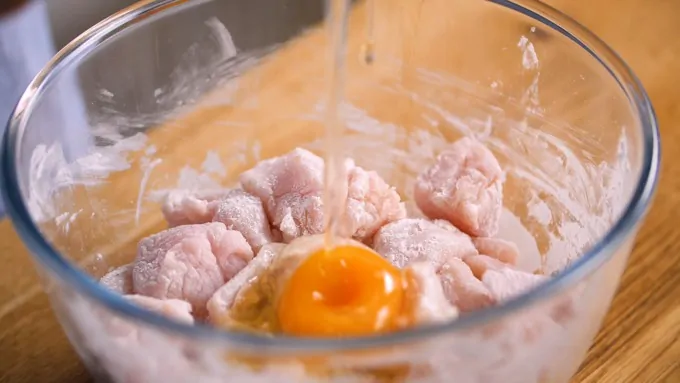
277,245 -> 406,337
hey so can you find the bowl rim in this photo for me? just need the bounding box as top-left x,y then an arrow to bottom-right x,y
0,0 -> 660,352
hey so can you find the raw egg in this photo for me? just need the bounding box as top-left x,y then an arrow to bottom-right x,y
277,244 -> 407,337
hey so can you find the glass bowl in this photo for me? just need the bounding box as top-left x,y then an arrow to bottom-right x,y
1,0 -> 659,382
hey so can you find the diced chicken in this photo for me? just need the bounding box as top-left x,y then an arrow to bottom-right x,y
240,148 -> 406,244
482,268 -> 548,302
464,254 -> 510,279
240,148 -> 325,203
207,243 -> 286,327
240,148 -> 325,242
414,137 -> 504,237
274,192 -> 325,243
406,262 -> 459,323
212,189 -> 280,252
124,295 -> 194,324
132,223 -> 254,315
372,218 -> 478,270
161,189 -> 227,227
100,264 -> 134,294
472,237 -> 519,266
342,162 -> 407,243
438,258 -> 495,312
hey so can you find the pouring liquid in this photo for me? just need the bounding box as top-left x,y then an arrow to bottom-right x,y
322,0 -> 351,249
361,0 -> 376,64
322,0 -> 376,248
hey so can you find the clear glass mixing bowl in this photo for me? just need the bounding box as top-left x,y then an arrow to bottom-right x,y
1,0 -> 660,382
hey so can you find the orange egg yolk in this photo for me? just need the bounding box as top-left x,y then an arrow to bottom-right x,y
277,245 -> 407,337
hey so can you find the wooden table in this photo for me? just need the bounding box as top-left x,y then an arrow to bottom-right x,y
1,0 -> 679,382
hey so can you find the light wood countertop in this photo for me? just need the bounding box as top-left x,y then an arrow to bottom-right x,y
1,0 -> 679,382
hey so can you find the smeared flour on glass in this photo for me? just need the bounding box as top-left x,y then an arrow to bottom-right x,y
27,133 -> 147,222
517,35 -> 542,114
27,18 -> 270,230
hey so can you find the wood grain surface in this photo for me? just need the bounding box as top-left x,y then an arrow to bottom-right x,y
1,0 -> 679,382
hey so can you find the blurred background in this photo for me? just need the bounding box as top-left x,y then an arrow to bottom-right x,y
46,0 -> 138,48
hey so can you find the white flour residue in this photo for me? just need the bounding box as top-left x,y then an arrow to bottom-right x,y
134,144 -> 162,224
148,166 -> 223,203
54,212 -> 70,226
54,208 -> 83,233
517,35 -> 542,114
230,140 -> 250,166
177,166 -> 222,190
527,194 -> 553,226
148,139 -> 253,204
479,115 -> 493,139
98,88 -> 114,100
135,157 -> 162,225
521,76 -> 541,114
517,36 -> 539,70
90,17 -> 267,139
28,133 -> 148,222
201,150 -> 226,178
205,17 -> 237,58
199,17 -> 241,108
583,133 -> 632,226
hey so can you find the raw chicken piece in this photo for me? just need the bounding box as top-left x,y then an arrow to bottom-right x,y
464,256 -> 577,327
133,223 -> 253,315
342,162 -> 407,243
161,189 -> 227,227
100,264 -> 134,294
240,148 -> 325,203
274,192 -> 325,242
240,148 -> 406,243
482,268 -> 548,302
124,295 -> 195,324
207,243 -> 286,327
439,258 -> 495,312
414,137 -> 504,237
240,148 -> 325,242
472,237 -> 519,266
373,218 -> 478,270
481,264 -> 579,327
464,254 -> 510,279
406,262 -> 459,323
212,189 -> 280,252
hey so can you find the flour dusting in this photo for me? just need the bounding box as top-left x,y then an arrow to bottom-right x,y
135,158 -> 162,225
201,151 -> 226,177
517,36 -> 539,70
28,133 -> 148,222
